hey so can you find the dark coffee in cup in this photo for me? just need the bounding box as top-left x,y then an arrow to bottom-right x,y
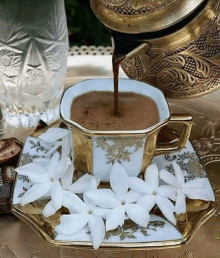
70,91 -> 159,131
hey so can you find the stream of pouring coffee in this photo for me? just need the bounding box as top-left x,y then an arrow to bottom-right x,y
112,35 -> 143,115
112,50 -> 126,115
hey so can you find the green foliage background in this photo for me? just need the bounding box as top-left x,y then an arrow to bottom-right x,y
65,0 -> 111,46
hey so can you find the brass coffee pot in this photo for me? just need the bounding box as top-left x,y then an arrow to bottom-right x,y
90,0 -> 220,98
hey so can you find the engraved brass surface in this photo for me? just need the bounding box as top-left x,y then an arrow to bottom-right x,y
93,0 -> 220,98
90,0 -> 205,33
120,0 -> 220,98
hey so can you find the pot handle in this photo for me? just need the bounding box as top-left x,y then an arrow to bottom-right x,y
155,114 -> 193,156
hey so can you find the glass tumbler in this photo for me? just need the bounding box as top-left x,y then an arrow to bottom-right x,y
0,0 -> 68,127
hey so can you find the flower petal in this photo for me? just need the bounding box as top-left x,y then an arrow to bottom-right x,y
55,214 -> 89,235
21,183 -> 51,206
61,134 -> 71,158
89,215 -> 105,249
137,195 -> 156,212
61,162 -> 74,189
183,188 -> 212,201
45,142 -> 62,158
51,180 -> 62,210
129,177 -> 152,195
156,196 -> 176,225
68,174 -> 93,193
83,193 -> 96,210
93,207 -> 111,219
39,128 -> 69,143
110,163 -> 129,201
159,169 -> 179,188
173,162 -> 184,186
42,200 -> 58,217
86,189 -> 120,209
55,226 -> 90,241
15,163 -> 49,183
175,188 -> 186,215
84,177 -> 98,193
158,185 -> 177,201
62,190 -> 87,213
144,164 -> 159,190
33,158 -> 50,168
48,152 -> 60,177
126,190 -> 142,204
106,205 -> 125,231
183,178 -> 206,189
125,204 -> 150,228
83,178 -> 98,209
53,157 -> 72,180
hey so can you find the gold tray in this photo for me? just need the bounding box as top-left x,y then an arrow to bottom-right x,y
11,122 -> 216,250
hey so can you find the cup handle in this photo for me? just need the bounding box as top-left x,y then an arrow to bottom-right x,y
155,114 -> 193,156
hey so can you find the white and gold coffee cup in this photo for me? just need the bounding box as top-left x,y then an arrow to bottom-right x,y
60,78 -> 192,182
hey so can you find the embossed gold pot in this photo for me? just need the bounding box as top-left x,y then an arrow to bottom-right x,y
90,0 -> 220,98
60,78 -> 192,181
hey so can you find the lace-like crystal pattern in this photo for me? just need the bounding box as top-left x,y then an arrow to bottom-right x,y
0,0 -> 68,127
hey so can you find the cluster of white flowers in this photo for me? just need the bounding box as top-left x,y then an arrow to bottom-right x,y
15,128 -> 214,249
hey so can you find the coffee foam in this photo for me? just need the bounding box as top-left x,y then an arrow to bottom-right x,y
71,91 -> 159,131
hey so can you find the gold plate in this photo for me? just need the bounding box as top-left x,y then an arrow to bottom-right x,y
11,122 -> 216,250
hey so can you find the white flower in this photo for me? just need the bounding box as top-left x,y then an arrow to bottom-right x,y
129,164 -> 177,225
43,173 -> 99,218
15,152 -> 72,212
160,162 -> 213,215
39,128 -> 71,158
68,173 -> 94,193
86,163 -> 149,231
55,178 -> 109,249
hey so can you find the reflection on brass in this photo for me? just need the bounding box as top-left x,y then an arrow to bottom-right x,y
186,200 -> 210,213
175,200 -> 211,222
17,201 -> 47,215
176,202 -> 216,240
71,127 -> 93,174
175,212 -> 188,223
43,210 -> 63,228
141,130 -> 158,173
14,207 -> 55,241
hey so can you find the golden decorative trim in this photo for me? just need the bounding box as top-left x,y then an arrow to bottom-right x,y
95,136 -> 145,164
